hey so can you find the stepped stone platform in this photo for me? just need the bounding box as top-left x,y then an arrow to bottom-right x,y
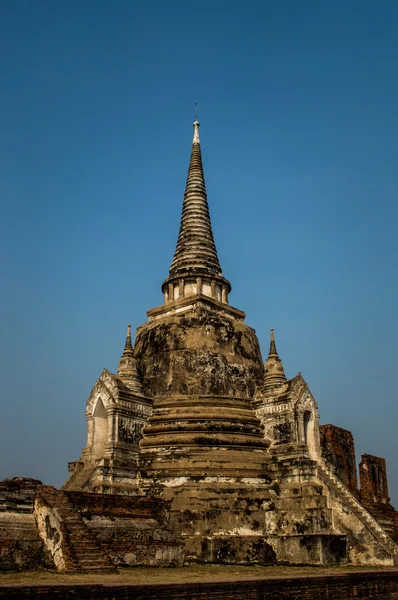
0,478 -> 48,571
34,486 -> 184,571
0,480 -> 184,572
34,487 -> 117,573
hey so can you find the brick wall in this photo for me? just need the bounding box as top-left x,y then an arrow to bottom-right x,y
34,486 -> 184,569
0,478 -> 42,511
359,454 -> 389,504
65,490 -> 167,520
0,478 -> 48,571
319,424 -> 358,494
1,571 -> 398,599
359,454 -> 398,543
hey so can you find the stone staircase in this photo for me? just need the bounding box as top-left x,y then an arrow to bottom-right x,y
317,460 -> 397,558
62,463 -> 95,492
357,502 -> 395,537
35,487 -> 117,573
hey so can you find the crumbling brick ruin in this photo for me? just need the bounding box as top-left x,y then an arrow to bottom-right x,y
0,478 -> 47,571
319,425 -> 358,496
0,478 -> 183,572
1,119 -> 397,571
318,431 -> 398,545
359,454 -> 398,542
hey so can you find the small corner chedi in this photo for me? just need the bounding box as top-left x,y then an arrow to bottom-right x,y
2,119 -> 397,572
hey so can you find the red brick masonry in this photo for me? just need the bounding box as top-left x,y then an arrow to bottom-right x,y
319,425 -> 358,495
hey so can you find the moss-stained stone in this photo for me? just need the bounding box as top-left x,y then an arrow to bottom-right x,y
135,306 -> 264,399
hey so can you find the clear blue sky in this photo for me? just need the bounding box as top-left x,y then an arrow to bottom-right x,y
1,1 -> 397,505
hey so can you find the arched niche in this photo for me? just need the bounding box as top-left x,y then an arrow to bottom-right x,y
91,397 -> 108,460
295,391 -> 321,461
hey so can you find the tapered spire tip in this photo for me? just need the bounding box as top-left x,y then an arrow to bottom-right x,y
269,328 -> 277,355
193,119 -> 200,144
118,324 -> 143,393
124,324 -> 132,350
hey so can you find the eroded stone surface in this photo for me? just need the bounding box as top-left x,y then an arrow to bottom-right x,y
135,305 -> 264,399
34,486 -> 183,571
0,478 -> 48,571
359,454 -> 398,543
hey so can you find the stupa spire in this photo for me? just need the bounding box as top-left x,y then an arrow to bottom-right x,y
117,325 -> 143,393
269,328 -> 277,354
124,324 -> 133,350
168,118 -> 221,277
162,118 -> 231,304
263,329 -> 287,390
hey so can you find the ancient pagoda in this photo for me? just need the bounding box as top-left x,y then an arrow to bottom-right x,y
63,119 -> 398,567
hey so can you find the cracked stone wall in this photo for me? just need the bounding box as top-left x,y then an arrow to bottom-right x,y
135,307 -> 264,399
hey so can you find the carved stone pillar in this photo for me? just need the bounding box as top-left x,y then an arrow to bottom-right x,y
168,283 -> 174,302
196,277 -> 202,295
221,285 -> 228,304
107,409 -> 115,444
83,417 -> 93,459
115,413 -> 119,444
211,280 -> 216,299
179,279 -> 184,298
297,411 -> 305,444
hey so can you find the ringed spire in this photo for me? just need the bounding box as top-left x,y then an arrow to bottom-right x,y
162,118 -> 231,304
117,325 -> 144,393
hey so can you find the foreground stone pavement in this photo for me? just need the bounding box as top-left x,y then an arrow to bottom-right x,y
1,566 -> 398,599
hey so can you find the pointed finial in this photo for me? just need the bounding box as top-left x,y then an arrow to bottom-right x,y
125,324 -> 132,349
118,324 -> 143,393
269,328 -> 277,355
263,328 -> 286,390
193,104 -> 200,144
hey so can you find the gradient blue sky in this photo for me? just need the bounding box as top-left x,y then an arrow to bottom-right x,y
1,1 -> 397,504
